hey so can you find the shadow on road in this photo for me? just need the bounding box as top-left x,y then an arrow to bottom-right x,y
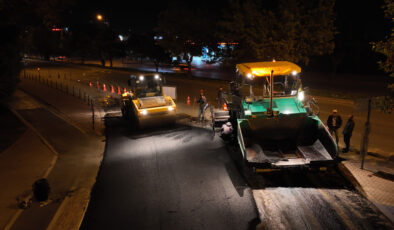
223,141 -> 355,191
106,115 -> 192,139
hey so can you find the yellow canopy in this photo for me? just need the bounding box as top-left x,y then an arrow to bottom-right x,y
236,61 -> 301,77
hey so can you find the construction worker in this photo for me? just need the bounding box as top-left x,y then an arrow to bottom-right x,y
217,87 -> 224,108
342,114 -> 355,153
327,109 -> 342,144
197,91 -> 208,121
220,122 -> 233,141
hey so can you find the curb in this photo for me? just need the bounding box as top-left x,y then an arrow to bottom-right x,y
337,162 -> 367,197
3,109 -> 59,230
337,162 -> 394,223
9,108 -> 60,158
9,89 -> 105,230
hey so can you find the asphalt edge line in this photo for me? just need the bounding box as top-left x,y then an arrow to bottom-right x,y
9,108 -> 59,157
4,108 -> 59,230
337,163 -> 367,197
46,139 -> 105,230
18,87 -> 88,136
18,79 -> 105,230
337,162 -> 394,224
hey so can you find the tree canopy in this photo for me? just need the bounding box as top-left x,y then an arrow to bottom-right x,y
217,0 -> 336,65
0,0 -> 75,100
372,0 -> 394,79
155,3 -> 217,75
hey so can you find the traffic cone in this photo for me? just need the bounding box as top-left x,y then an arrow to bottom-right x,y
103,83 -> 107,91
124,88 -> 127,93
117,86 -> 121,95
187,96 -> 191,106
96,81 -> 99,90
111,85 -> 115,93
223,102 -> 228,111
89,81 -> 92,87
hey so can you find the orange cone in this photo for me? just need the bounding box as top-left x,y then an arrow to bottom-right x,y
103,83 -> 107,91
111,85 -> 115,93
223,103 -> 228,111
124,88 -> 127,93
118,86 -> 121,95
187,96 -> 191,106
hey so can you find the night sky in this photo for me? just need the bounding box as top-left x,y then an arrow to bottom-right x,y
75,0 -> 227,32
71,0 -> 389,74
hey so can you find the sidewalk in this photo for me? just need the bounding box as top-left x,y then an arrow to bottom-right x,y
0,128 -> 56,230
339,151 -> 394,223
2,85 -> 105,229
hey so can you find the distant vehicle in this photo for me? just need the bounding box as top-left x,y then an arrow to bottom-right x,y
171,61 -> 189,71
212,61 -> 338,172
55,56 -> 67,61
121,73 -> 176,128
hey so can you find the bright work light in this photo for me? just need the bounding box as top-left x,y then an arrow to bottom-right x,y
298,91 -> 305,101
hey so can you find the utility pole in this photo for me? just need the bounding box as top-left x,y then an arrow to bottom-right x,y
360,98 -> 371,169
91,100 -> 95,130
268,70 -> 274,116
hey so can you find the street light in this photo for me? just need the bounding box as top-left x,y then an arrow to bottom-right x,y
96,14 -> 103,21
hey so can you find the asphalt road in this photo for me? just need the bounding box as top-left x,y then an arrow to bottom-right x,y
81,117 -> 259,230
248,170 -> 393,230
81,116 -> 393,230
19,61 -> 394,229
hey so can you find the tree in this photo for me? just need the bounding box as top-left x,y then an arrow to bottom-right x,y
0,0 -> 75,100
91,24 -> 122,67
65,23 -> 94,64
127,33 -> 171,72
371,0 -> 394,113
372,0 -> 394,85
217,0 -> 336,65
155,4 -> 211,76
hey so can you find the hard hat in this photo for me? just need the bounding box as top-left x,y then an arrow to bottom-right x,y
332,109 -> 338,113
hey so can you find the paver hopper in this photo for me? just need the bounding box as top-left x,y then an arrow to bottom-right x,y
216,61 -> 338,172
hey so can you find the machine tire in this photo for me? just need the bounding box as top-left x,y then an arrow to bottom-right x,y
121,107 -> 126,119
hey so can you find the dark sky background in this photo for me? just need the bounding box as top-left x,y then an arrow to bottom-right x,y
74,0 -> 228,32
72,0 -> 390,74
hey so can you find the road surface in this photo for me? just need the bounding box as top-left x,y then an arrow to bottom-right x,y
80,117 -> 259,230
22,61 -> 394,156
80,116 -> 393,230
19,61 -> 394,229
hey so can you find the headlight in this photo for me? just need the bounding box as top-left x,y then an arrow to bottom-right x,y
168,106 -> 174,111
292,70 -> 298,76
244,110 -> 252,116
141,110 -> 147,115
298,91 -> 305,101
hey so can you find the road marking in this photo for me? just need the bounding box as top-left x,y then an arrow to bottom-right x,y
18,88 -> 88,135
4,109 -> 59,230
3,208 -> 24,230
9,108 -> 59,156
